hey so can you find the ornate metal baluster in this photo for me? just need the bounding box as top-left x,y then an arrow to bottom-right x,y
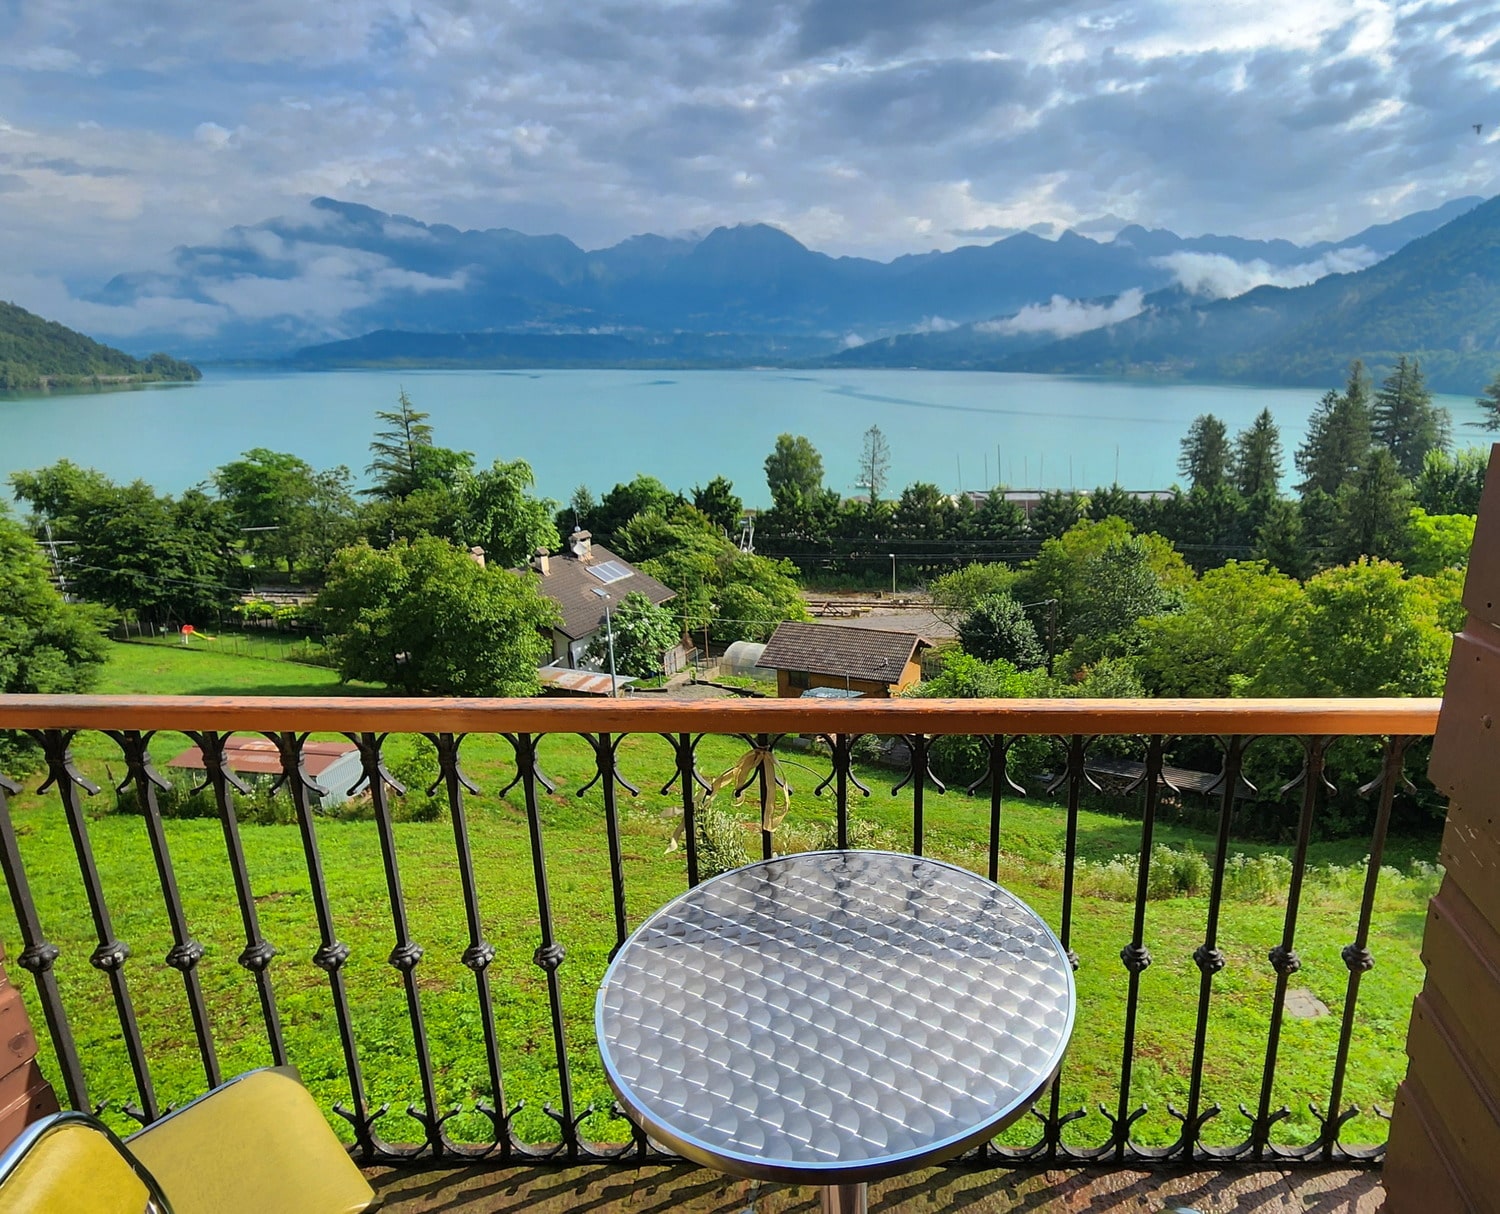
1318,734 -> 1415,1161
351,732 -> 447,1155
1172,735 -> 1250,1161
109,730 -> 219,1090
269,731 -> 382,1156
660,734 -> 709,887
756,733 -> 775,860
31,730 -> 156,1123
0,770 -> 88,1109
1107,735 -> 1168,1160
579,733 -> 640,958
968,737 -> 1023,884
1247,735 -> 1330,1161
426,732 -> 519,1157
503,732 -> 589,1156
186,731 -> 284,1065
1041,734 -> 1090,1160
814,734 -> 870,850
892,734 -> 944,856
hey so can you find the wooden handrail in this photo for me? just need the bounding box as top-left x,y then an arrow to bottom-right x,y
0,695 -> 1442,737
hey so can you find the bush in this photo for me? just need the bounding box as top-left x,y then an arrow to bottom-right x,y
958,592 -> 1046,668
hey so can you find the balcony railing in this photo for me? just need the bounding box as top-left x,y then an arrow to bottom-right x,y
0,695 -> 1440,1172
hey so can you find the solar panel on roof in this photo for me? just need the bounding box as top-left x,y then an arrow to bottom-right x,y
586,560 -> 632,584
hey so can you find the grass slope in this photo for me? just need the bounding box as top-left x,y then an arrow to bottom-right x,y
0,643 -> 1439,1154
0,300 -> 200,391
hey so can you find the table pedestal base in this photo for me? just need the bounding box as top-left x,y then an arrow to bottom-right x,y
820,1183 -> 866,1214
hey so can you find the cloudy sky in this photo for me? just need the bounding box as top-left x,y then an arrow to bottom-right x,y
1,0 -> 1498,302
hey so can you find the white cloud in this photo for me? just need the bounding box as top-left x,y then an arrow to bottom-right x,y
0,272 -> 227,339
840,331 -> 866,348
1154,246 -> 1382,299
978,288 -> 1146,337
194,122 -> 232,148
912,315 -> 958,333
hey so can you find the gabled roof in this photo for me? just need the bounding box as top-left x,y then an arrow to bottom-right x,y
758,621 -> 931,684
529,543 -> 676,640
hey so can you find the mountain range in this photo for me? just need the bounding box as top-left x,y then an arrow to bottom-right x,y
11,191 -> 1500,392
87,195 -> 1479,364
833,194 -> 1500,393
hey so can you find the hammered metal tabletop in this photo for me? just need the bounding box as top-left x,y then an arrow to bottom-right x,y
596,850 -> 1075,1184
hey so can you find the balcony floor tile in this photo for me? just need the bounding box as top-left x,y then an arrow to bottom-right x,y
365,1163 -> 1384,1213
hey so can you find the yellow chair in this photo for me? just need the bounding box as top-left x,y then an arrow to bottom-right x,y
0,1111 -> 169,1214
0,1067 -> 375,1214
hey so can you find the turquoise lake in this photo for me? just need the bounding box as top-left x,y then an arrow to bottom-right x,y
1,368 -> 1490,506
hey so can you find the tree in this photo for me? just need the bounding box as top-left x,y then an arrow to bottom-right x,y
764,435 -> 824,507
857,425 -> 892,502
909,652 -> 1050,784
1178,414 -> 1230,491
364,392 -> 473,500
12,468 -> 244,626
1028,490 -> 1087,540
317,537 -> 556,695
582,475 -> 682,547
1476,369 -> 1500,431
1331,447 -> 1413,564
1014,517 -> 1191,659
586,591 -> 679,679
1415,447 -> 1487,515
928,563 -> 1018,626
1065,536 -> 1183,668
1250,497 -> 1309,579
1372,356 -> 1450,478
1248,559 -> 1450,697
1138,561 -> 1302,697
1295,362 -> 1372,497
0,516 -> 110,773
958,592 -> 1045,669
460,458 -> 559,568
692,476 -> 743,534
1232,409 -> 1283,498
1403,508 -> 1476,577
214,449 -> 358,579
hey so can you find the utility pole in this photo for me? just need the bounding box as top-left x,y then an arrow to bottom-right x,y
592,588 -> 618,697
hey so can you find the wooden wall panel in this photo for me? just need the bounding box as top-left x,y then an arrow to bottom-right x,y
1385,442 -> 1500,1213
1460,443 -> 1500,627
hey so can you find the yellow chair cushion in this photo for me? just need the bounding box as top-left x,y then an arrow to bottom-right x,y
0,1121 -> 154,1214
128,1069 -> 372,1214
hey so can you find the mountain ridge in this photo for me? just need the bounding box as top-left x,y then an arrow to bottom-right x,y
0,300 -> 200,392
83,194 -> 1482,360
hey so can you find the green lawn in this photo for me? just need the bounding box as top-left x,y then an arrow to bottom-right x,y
0,642 -> 1439,1154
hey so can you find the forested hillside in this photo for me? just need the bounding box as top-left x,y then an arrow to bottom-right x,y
1001,196 -> 1500,392
0,301 -> 200,391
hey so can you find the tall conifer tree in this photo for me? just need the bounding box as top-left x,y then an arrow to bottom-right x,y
1372,356 -> 1450,478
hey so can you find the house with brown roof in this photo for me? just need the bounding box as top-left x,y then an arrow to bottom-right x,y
527,529 -> 679,669
758,621 -> 931,699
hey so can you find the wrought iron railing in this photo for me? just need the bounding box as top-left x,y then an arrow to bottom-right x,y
0,696 -> 1440,1169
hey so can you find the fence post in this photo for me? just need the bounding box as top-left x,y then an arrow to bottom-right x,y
0,940 -> 60,1152
1384,443 -> 1500,1211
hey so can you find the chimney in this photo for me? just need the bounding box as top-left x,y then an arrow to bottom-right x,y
535,547 -> 550,575
468,546 -> 486,569
569,529 -> 593,561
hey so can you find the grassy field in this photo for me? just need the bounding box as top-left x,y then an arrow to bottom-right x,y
0,642 -> 1440,1154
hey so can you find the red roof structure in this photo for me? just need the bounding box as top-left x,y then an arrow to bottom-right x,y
167,736 -> 358,777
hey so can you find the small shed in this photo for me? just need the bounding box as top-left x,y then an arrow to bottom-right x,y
167,737 -> 367,807
758,621 -> 931,699
722,641 -> 771,679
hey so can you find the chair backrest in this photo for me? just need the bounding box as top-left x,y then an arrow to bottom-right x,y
126,1067 -> 372,1214
0,1110 -> 172,1214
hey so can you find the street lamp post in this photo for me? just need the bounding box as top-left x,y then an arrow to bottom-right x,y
592,587 -> 619,697
889,553 -> 896,595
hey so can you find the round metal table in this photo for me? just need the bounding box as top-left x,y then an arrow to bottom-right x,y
596,850 -> 1076,1214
